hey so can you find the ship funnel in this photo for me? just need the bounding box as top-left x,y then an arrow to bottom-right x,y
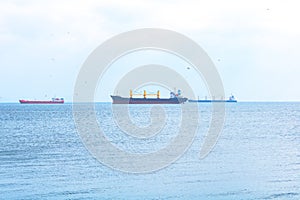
177,89 -> 181,96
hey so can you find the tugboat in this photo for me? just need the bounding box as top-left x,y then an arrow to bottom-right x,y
19,98 -> 64,104
111,90 -> 187,104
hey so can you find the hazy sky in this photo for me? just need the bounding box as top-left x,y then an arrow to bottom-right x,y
0,0 -> 300,102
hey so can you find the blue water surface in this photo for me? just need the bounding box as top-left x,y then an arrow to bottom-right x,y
0,102 -> 299,199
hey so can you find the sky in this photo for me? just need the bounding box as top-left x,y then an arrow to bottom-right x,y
0,0 -> 300,102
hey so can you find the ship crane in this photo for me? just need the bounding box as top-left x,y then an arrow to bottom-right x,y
130,90 -> 160,99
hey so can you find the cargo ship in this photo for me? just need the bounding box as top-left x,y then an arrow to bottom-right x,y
111,90 -> 187,104
19,98 -> 64,104
188,95 -> 237,103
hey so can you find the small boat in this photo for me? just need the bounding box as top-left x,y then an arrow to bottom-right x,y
19,98 -> 64,104
111,90 -> 187,104
188,95 -> 237,103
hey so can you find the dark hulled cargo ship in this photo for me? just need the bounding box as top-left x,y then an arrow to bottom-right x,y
111,95 -> 187,104
111,90 -> 187,104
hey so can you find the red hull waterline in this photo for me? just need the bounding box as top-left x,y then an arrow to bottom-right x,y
19,99 -> 64,104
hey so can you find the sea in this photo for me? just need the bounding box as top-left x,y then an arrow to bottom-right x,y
0,102 -> 299,199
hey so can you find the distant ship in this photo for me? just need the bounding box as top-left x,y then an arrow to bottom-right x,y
111,90 -> 187,104
188,95 -> 237,103
19,98 -> 64,104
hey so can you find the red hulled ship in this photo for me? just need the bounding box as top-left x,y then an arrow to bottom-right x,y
19,98 -> 64,104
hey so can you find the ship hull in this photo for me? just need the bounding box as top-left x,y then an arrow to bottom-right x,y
19,100 -> 64,104
111,95 -> 187,104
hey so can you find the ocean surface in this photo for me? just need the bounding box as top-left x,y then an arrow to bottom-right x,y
0,102 -> 299,199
